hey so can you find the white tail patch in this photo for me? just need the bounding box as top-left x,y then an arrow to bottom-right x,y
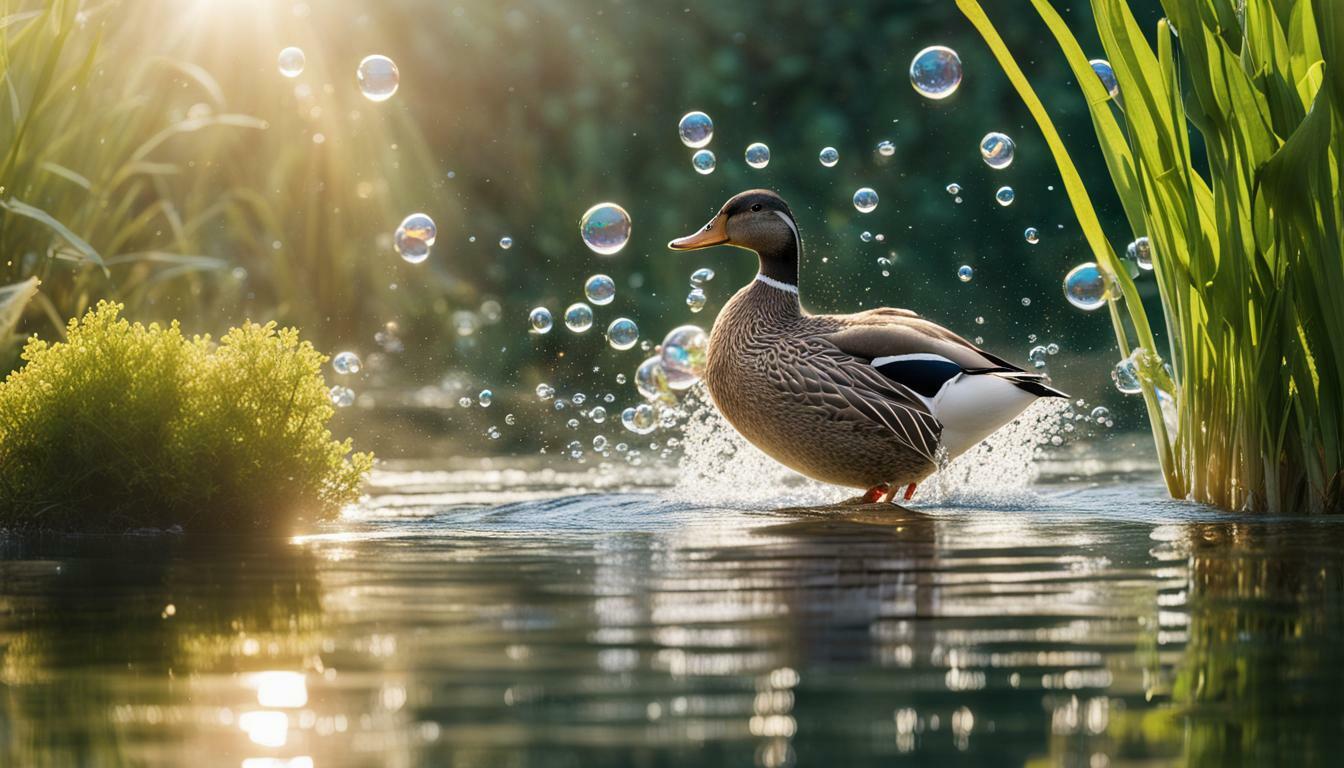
931,373 -> 1038,459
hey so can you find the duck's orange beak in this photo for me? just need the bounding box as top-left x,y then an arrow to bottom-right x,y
668,214 -> 728,250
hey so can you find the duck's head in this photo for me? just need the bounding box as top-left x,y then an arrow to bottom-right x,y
668,189 -> 801,286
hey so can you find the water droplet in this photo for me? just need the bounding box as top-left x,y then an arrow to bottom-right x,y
678,111 -> 713,148
745,142 -> 771,169
277,47 -> 305,78
819,146 -> 839,167
606,317 -> 639,350
615,373 -> 627,384
636,356 -> 673,401
332,351 -> 361,375
661,325 -> 708,389
328,385 -> 355,408
1127,236 -> 1153,270
579,203 -> 632,255
690,267 -> 715,286
593,435 -> 609,451
980,132 -> 1016,169
686,288 -> 706,312
477,389 -> 493,407
399,213 -> 436,246
876,140 -> 896,157
957,265 -> 974,282
946,183 -> 961,195
1090,58 -> 1120,100
499,236 -> 513,249
590,406 -> 607,423
1090,405 -> 1111,423
1063,262 -> 1111,310
1112,358 -> 1142,394
357,55 -> 399,102
910,45 -> 963,99
995,186 -> 1016,206
535,383 -> 555,400
691,149 -> 716,174
564,302 -> 594,333
853,187 -> 879,213
585,274 -> 616,305
860,231 -> 874,243
1047,343 -> 1060,355
1025,227 -> 1040,244
528,307 -> 553,333
505,413 -> 517,425
1021,297 -> 1032,306
458,396 -> 473,408
621,403 -> 658,435
1028,345 -> 1048,368
572,392 -> 587,405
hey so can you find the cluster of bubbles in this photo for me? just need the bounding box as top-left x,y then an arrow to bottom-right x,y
685,267 -> 714,313
622,325 -> 710,437
1062,262 -> 1115,311
678,111 -> 720,174
1110,347 -> 1172,401
1027,342 -> 1060,369
579,203 -> 633,255
394,212 -> 436,264
909,45 -> 963,100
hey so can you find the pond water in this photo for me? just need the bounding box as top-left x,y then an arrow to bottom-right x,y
3,456 -> 1343,766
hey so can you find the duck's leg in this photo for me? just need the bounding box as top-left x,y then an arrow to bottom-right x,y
879,483 -> 917,504
841,484 -> 890,505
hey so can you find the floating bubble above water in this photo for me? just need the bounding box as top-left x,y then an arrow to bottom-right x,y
876,140 -> 896,157
277,47 -> 305,78
819,147 -> 839,167
946,183 -> 961,195
593,435 -> 609,451
528,306 -> 553,333
691,149 -> 716,175
636,356 -> 673,402
686,288 -> 706,312
909,45 -> 963,100
584,274 -> 615,305
1063,262 -> 1111,310
1090,405 -> 1111,423
590,406 -> 607,423
394,227 -> 430,264
478,389 -> 493,407
499,236 -> 513,250
677,111 -> 714,148
980,132 -> 1016,169
1127,236 -> 1153,270
957,265 -> 974,282
1028,345 -> 1048,368
1089,58 -> 1120,100
690,267 -> 715,286
1046,342 -> 1060,355
995,186 -> 1016,206
564,302 -> 594,333
356,55 -> 399,102
579,203 -> 632,256
535,383 -> 555,400
1112,357 -> 1142,394
328,385 -> 355,408
853,187 -> 879,213
399,213 -> 436,246
621,403 -> 658,435
745,142 -> 771,169
606,317 -> 639,350
332,351 -> 361,375
458,396 -> 473,408
1025,227 -> 1040,244
660,325 -> 708,390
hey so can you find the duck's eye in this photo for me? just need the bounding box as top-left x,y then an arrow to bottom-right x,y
751,204 -> 762,212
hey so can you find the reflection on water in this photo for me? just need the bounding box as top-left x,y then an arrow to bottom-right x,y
2,468 -> 1343,766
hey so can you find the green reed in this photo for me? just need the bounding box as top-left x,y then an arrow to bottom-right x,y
958,0 -> 1343,513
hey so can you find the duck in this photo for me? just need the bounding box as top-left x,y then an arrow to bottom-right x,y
668,189 -> 1066,504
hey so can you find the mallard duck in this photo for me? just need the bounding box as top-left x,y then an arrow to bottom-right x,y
668,189 -> 1066,503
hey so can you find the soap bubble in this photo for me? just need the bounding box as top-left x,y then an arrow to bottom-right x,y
1028,345 -> 1048,368
277,47 -> 305,78
853,187 -> 879,213
678,111 -> 713,148
860,231 -> 873,243
876,140 -> 896,157
691,149 -> 716,175
593,435 -> 609,452
909,45 -> 963,100
995,186 -> 1016,206
458,396 -> 473,408
579,203 -> 632,255
564,302 -> 594,333
356,55 -> 399,102
529,306 -> 553,333
686,288 -> 706,312
536,383 -> 555,400
399,213 -> 436,246
1047,342 -> 1060,355
621,403 -> 658,435
958,265 -> 974,282
1025,227 -> 1040,244
499,236 -> 513,250
1090,405 -> 1111,423
1112,357 -> 1142,394
745,142 -> 771,169
1127,236 -> 1153,270
660,325 -> 708,389
690,267 -> 715,286
946,183 -> 961,195
606,317 -> 639,350
636,356 -> 674,402
585,274 -> 616,305
332,351 -> 361,375
590,406 -> 607,423
1090,58 -> 1120,100
328,385 -> 355,408
478,389 -> 493,407
819,146 -> 839,167
1063,262 -> 1111,310
980,132 -> 1016,169
394,227 -> 430,264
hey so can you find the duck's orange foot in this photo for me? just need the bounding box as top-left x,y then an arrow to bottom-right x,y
860,484 -> 890,504
904,483 -> 917,501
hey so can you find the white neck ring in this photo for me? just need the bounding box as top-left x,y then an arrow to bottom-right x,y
755,273 -> 799,294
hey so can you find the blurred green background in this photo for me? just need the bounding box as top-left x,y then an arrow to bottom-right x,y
2,0 -> 1167,454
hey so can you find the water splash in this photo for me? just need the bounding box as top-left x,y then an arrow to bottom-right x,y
926,398 -> 1074,507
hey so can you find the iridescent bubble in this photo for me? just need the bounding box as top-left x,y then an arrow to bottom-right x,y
621,403 -> 658,435
535,383 -> 555,400
1063,262 -> 1111,310
686,288 -> 706,312
1028,345 -> 1048,369
819,147 -> 839,167
691,149 -> 716,175
1091,405 -> 1111,423
479,389 -> 493,407
399,213 -> 436,246
946,183 -> 961,195
980,132 -> 1016,169
585,274 -> 616,305
332,351 -> 361,375
528,306 -> 553,333
277,47 -> 305,78
853,187 -> 879,213
564,302 -> 594,333
1025,227 -> 1040,244
579,203 -> 632,256
876,140 -> 896,157
660,325 -> 708,390
909,45 -> 963,100
860,231 -> 873,243
499,236 -> 513,249
690,267 -> 715,286
394,227 -> 430,264
678,111 -> 714,148
958,265 -> 974,282
356,54 -> 399,102
1127,236 -> 1153,270
995,186 -> 1016,206
1090,58 -> 1120,100
328,385 -> 355,408
1112,357 -> 1142,394
606,317 -> 639,350
635,356 -> 674,402
745,142 -> 771,169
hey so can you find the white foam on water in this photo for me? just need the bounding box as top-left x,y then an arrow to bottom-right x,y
926,398 -> 1074,508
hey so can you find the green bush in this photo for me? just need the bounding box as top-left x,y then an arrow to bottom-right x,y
0,302 -> 373,532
